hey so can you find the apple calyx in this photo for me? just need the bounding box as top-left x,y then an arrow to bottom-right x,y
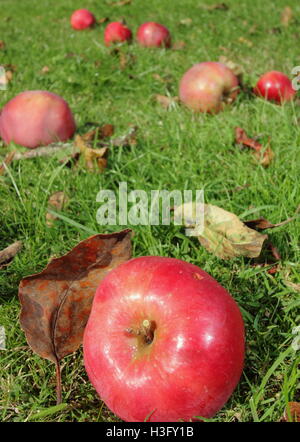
126,319 -> 156,353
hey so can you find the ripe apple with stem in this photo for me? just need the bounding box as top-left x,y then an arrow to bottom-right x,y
0,90 -> 76,148
83,256 -> 245,422
253,70 -> 296,104
179,61 -> 240,113
104,21 -> 132,46
136,22 -> 171,48
70,9 -> 95,30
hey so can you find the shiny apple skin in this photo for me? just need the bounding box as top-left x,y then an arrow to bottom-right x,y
83,256 -> 245,422
179,61 -> 239,113
0,90 -> 76,148
70,9 -> 95,30
136,22 -> 171,48
104,22 -> 132,46
254,70 -> 296,104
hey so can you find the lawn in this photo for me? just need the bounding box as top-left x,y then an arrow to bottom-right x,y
0,0 -> 299,423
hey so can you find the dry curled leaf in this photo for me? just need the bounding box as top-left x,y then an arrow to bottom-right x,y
235,127 -> 274,167
0,241 -> 22,268
238,36 -> 253,47
111,125 -> 138,147
110,0 -> 131,6
40,66 -> 50,74
46,191 -> 69,227
172,41 -> 186,50
74,134 -> 109,172
203,3 -> 229,11
97,17 -> 109,25
219,56 -> 243,82
174,202 -> 267,260
82,124 -> 115,142
281,6 -> 293,27
179,18 -> 192,26
18,229 -> 132,403
244,205 -> 300,230
0,151 -> 16,175
283,402 -> 300,422
155,94 -> 178,109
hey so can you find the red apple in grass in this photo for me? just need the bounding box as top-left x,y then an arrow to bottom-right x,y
179,62 -> 239,113
104,21 -> 132,46
70,9 -> 95,30
0,90 -> 76,148
254,70 -> 296,104
83,256 -> 245,422
136,22 -> 171,48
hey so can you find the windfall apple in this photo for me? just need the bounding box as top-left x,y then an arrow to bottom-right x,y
70,9 -> 95,30
254,70 -> 296,104
83,256 -> 245,422
104,21 -> 132,46
0,90 -> 76,148
179,61 -> 239,113
136,22 -> 171,48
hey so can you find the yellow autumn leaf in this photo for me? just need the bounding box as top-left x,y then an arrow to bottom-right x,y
174,202 -> 268,259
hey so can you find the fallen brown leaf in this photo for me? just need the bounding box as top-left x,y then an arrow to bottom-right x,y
97,17 -> 109,25
235,127 -> 274,167
283,402 -> 300,422
238,36 -> 253,47
281,6 -> 293,27
244,204 -> 300,230
110,0 -> 131,6
111,125 -> 138,147
155,94 -> 179,109
74,134 -> 109,172
0,41 -> 5,50
18,229 -> 132,403
0,151 -> 16,175
173,202 -> 267,260
82,124 -> 115,143
46,191 -> 69,227
41,66 -> 50,74
179,18 -> 193,26
0,241 -> 22,268
152,73 -> 173,84
253,143 -> 274,167
203,3 -> 229,11
172,41 -> 186,50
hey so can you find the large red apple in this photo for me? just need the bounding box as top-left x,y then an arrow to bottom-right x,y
70,9 -> 95,30
179,61 -> 239,113
83,256 -> 245,422
136,22 -> 171,48
104,22 -> 132,46
0,90 -> 76,148
254,70 -> 296,104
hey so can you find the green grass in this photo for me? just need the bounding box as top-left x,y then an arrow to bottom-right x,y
0,0 -> 300,422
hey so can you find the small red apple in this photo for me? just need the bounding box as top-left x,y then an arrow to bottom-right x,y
136,22 -> 171,48
0,90 -> 76,148
254,70 -> 296,104
104,21 -> 132,46
70,9 -> 95,30
179,61 -> 239,113
83,256 -> 245,422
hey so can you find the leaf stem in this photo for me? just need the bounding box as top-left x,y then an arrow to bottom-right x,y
55,359 -> 62,405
